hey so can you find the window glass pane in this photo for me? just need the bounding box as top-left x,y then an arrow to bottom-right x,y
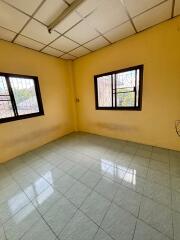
0,76 -> 9,95
116,70 -> 138,107
136,70 -> 140,107
116,70 -> 136,88
0,76 -> 15,119
97,75 -> 112,107
117,92 -> 135,107
95,66 -> 143,110
9,77 -> 39,115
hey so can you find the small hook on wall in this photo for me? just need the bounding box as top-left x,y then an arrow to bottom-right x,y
76,98 -> 80,103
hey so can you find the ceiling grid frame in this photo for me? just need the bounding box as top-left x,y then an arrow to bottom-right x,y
130,0 -> 171,19
61,0 -> 112,43
0,0 -> 179,59
120,0 -> 138,33
12,0 -> 47,42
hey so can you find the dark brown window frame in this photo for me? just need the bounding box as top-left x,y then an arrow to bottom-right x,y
94,65 -> 144,111
0,72 -> 44,124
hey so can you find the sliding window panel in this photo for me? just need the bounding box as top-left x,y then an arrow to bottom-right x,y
9,77 -> 40,116
94,65 -> 143,111
116,91 -> 135,107
116,70 -> 136,107
0,76 -> 15,119
96,75 -> 112,107
135,69 -> 140,107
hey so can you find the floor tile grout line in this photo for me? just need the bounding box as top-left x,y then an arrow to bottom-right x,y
1,148 -> 173,195
131,220 -> 138,240
93,150 -> 176,214
121,175 -> 174,211
92,161 -> 129,239
28,168 -> 79,239
131,190 -> 145,240
2,145 -> 177,218
20,212 -> 58,240
92,156 -> 176,216
2,173 -> 47,240
0,196 -> 31,225
41,160 -> 106,240
39,202 -> 79,240
105,183 -> 173,239
117,146 -> 174,240
59,154 -> 110,232
1,132 -> 179,240
137,215 -> 173,240
95,195 -> 174,240
93,180 -> 131,240
5,160 -> 79,240
2,224 -> 7,240
74,168 -> 117,240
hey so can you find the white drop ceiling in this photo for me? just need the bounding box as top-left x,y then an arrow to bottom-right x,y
0,0 -> 179,60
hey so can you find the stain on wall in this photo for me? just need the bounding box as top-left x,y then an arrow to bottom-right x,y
73,16 -> 180,151
0,41 -> 76,163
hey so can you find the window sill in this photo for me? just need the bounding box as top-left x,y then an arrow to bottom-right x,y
95,107 -> 142,111
0,112 -> 44,124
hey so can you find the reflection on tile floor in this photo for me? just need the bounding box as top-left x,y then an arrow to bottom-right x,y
0,132 -> 180,240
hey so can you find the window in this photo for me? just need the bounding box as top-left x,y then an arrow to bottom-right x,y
94,65 -> 143,110
0,72 -> 44,123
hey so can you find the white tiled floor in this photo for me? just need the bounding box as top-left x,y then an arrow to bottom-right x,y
0,132 -> 180,240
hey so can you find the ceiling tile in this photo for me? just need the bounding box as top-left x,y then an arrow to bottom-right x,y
174,0 -> 180,16
21,19 -> 59,44
70,46 -> 90,57
65,20 -> 99,44
104,21 -> 135,43
85,0 -> 129,34
14,35 -> 45,50
0,26 -> 16,41
34,0 -> 67,25
84,36 -> 109,51
124,0 -> 163,18
3,0 -> 43,15
50,36 -> 79,52
133,0 -> 172,32
42,46 -> 64,57
0,1 -> 29,32
55,12 -> 82,34
77,0 -> 105,17
61,54 -> 76,60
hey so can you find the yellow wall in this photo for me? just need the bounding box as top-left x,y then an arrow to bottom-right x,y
73,17 -> 180,151
1,17 -> 180,163
0,40 -> 75,163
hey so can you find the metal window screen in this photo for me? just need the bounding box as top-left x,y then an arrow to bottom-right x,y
0,76 -> 14,119
97,75 -> 112,107
116,70 -> 138,107
9,77 -> 39,115
95,65 -> 143,110
0,73 -> 44,123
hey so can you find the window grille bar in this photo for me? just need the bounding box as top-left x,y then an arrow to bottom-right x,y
0,72 -> 44,123
115,74 -> 117,108
94,65 -> 143,111
117,91 -> 135,94
134,69 -> 137,107
111,74 -> 113,107
5,76 -> 18,116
